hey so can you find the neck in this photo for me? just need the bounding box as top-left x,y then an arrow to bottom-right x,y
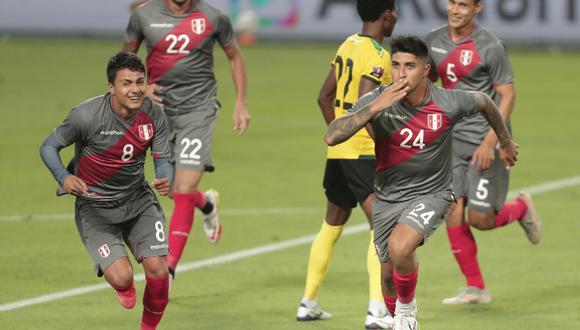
165,0 -> 194,15
449,20 -> 476,42
111,98 -> 137,121
404,80 -> 429,107
361,22 -> 384,44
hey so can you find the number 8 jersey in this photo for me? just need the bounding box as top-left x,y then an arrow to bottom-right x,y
327,33 -> 392,160
124,0 -> 235,115
53,94 -> 170,201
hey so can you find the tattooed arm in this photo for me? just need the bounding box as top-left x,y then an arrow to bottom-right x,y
472,91 -> 519,168
325,79 -> 409,146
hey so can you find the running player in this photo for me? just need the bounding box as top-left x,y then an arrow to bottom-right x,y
425,0 -> 541,304
324,35 -> 518,330
123,0 -> 251,278
39,52 -> 171,330
296,1 -> 398,328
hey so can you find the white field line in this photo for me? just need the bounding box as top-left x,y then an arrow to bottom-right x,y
0,175 -> 579,312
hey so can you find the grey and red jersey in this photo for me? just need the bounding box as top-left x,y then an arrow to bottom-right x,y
53,94 -> 170,201
425,24 -> 513,145
350,82 -> 478,203
125,0 -> 235,115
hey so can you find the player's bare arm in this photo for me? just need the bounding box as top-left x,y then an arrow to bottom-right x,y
317,68 -> 337,125
224,42 -> 250,134
325,79 -> 408,146
472,82 -> 516,171
472,91 -> 518,168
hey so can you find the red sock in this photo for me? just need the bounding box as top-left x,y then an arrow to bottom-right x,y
384,295 -> 397,316
193,189 -> 207,209
393,268 -> 418,304
141,276 -> 169,330
447,223 -> 485,289
115,281 -> 136,309
494,199 -> 528,228
167,192 -> 197,270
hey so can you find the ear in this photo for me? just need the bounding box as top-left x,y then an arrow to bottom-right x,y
108,82 -> 114,94
424,63 -> 431,78
474,1 -> 484,15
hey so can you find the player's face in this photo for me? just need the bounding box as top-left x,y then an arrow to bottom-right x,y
447,0 -> 482,30
391,52 -> 430,93
383,3 -> 399,37
109,69 -> 146,112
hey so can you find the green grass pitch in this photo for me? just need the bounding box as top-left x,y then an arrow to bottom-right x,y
0,38 -> 579,329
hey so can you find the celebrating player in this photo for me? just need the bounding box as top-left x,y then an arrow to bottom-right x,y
325,35 -> 518,330
39,52 -> 171,330
123,0 -> 250,279
425,0 -> 541,305
296,1 -> 398,328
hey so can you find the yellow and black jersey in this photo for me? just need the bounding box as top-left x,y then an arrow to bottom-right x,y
327,33 -> 392,159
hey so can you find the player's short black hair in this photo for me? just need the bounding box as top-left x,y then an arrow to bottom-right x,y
356,0 -> 396,22
106,52 -> 146,83
390,35 -> 429,61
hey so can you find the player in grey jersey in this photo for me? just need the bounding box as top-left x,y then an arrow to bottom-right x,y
425,0 -> 542,305
123,0 -> 251,277
324,36 -> 518,330
40,53 -> 171,330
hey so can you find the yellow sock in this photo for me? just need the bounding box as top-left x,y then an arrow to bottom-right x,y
367,230 -> 384,302
303,220 -> 344,300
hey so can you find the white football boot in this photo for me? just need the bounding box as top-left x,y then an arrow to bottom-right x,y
442,286 -> 491,305
296,301 -> 332,321
517,192 -> 542,244
202,189 -> 222,244
394,299 -> 418,330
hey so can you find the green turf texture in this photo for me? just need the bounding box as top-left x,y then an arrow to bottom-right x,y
0,38 -> 579,329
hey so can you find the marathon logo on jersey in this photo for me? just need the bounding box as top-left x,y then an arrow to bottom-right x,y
460,50 -> 474,66
191,18 -> 206,35
98,244 -> 110,258
427,113 -> 443,131
138,124 -> 153,141
371,66 -> 385,79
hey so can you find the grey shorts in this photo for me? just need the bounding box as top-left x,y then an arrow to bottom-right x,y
75,186 -> 169,276
373,191 -> 453,262
452,139 -> 510,213
167,108 -> 217,172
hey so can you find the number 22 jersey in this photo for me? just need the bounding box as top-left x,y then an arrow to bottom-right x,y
327,33 -> 392,159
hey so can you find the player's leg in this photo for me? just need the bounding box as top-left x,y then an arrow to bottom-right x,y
443,140 -> 489,304
75,203 -> 136,309
141,257 -> 170,330
342,159 -> 390,328
297,160 -> 355,321
390,194 -> 451,330
467,152 -> 541,243
125,197 -> 170,330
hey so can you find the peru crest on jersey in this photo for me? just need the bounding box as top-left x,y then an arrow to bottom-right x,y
427,113 -> 443,131
191,18 -> 206,35
138,123 -> 154,141
460,50 -> 474,66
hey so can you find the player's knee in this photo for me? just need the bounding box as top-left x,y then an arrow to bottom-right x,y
106,270 -> 134,290
387,241 -> 414,267
445,201 -> 465,227
467,211 -> 495,230
143,256 -> 169,278
172,182 -> 198,194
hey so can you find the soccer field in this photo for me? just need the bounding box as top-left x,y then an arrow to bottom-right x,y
0,38 -> 579,329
